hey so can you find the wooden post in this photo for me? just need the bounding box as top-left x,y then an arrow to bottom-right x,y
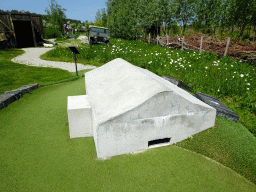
9,13 -> 17,48
167,34 -> 169,47
200,36 -> 203,53
148,33 -> 150,44
30,14 -> 37,47
224,37 -> 230,56
181,36 -> 184,50
157,34 -> 159,44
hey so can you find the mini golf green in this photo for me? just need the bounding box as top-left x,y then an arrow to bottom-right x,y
1,73 -> 255,192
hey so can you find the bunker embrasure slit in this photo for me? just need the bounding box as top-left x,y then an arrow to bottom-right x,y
148,137 -> 171,148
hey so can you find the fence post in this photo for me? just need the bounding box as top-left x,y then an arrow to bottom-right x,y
224,37 -> 230,56
200,36 -> 203,53
167,34 -> 169,47
157,34 -> 159,44
181,36 -> 184,50
148,33 -> 150,44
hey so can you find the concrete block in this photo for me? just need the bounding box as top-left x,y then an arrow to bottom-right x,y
85,58 -> 216,159
67,95 -> 93,138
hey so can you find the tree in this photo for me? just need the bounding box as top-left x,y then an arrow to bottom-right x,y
164,0 -> 178,35
94,8 -> 108,27
101,8 -> 108,27
11,10 -> 19,13
77,23 -> 83,30
106,0 -> 141,39
94,19 -> 104,27
45,0 -> 67,33
70,23 -> 77,29
234,0 -> 255,37
174,0 -> 197,35
139,0 -> 161,36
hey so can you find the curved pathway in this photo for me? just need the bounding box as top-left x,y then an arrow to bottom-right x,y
11,47 -> 97,72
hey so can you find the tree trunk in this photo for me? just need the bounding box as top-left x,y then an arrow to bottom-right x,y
205,18 -> 207,34
240,22 -> 247,37
231,26 -> 234,38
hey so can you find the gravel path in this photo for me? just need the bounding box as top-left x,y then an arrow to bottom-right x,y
11,47 -> 97,72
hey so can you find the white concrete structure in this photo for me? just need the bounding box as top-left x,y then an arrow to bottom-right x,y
67,58 -> 216,159
77,35 -> 89,44
81,58 -> 216,159
67,95 -> 93,138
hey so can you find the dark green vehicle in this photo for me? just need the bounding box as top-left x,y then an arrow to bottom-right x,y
89,25 -> 109,45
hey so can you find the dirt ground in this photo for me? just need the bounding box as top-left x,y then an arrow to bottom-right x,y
141,34 -> 256,63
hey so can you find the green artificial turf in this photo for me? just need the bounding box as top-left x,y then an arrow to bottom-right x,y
176,117 -> 256,184
1,76 -> 255,192
0,48 -> 78,95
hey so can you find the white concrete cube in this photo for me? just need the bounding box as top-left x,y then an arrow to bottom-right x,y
67,95 -> 93,138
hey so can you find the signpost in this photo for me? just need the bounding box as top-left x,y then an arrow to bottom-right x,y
69,46 -> 80,76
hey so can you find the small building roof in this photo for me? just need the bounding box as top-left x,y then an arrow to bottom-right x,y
85,58 -> 211,125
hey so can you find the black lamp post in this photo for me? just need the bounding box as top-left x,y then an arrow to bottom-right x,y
68,46 -> 80,76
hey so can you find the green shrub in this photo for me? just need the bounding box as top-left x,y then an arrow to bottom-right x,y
169,23 -> 180,36
242,33 -> 250,41
43,28 -> 62,39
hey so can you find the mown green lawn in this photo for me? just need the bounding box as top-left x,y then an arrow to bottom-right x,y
1,75 -> 255,191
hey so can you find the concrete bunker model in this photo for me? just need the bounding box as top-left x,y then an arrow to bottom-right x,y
67,58 -> 216,159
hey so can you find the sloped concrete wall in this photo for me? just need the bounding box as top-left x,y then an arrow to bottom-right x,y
85,58 -> 216,159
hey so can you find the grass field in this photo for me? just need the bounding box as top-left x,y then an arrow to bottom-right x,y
1,37 -> 256,189
1,75 -> 255,191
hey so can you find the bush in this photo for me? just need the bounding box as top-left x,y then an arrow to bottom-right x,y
169,23 -> 181,36
44,28 -> 62,39
242,33 -> 250,41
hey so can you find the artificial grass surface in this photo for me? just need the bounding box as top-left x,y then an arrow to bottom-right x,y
0,48 -> 78,95
1,75 -> 255,192
176,117 -> 256,184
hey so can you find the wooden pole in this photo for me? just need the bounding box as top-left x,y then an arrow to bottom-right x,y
167,34 -> 169,47
200,36 -> 203,53
148,33 -> 150,44
9,13 -> 17,48
181,36 -> 184,50
157,34 -> 159,44
224,37 -> 230,56
30,14 -> 37,47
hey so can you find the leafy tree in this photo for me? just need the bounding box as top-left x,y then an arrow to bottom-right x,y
101,8 -> 108,27
84,20 -> 90,36
251,1 -> 256,40
94,8 -> 108,27
233,0 -> 255,37
42,19 -> 47,28
139,0 -> 162,36
164,0 -> 178,35
77,23 -> 83,30
70,23 -> 77,29
11,10 -> 19,13
106,0 -> 141,39
45,0 -> 67,33
94,19 -> 104,27
174,0 -> 197,35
